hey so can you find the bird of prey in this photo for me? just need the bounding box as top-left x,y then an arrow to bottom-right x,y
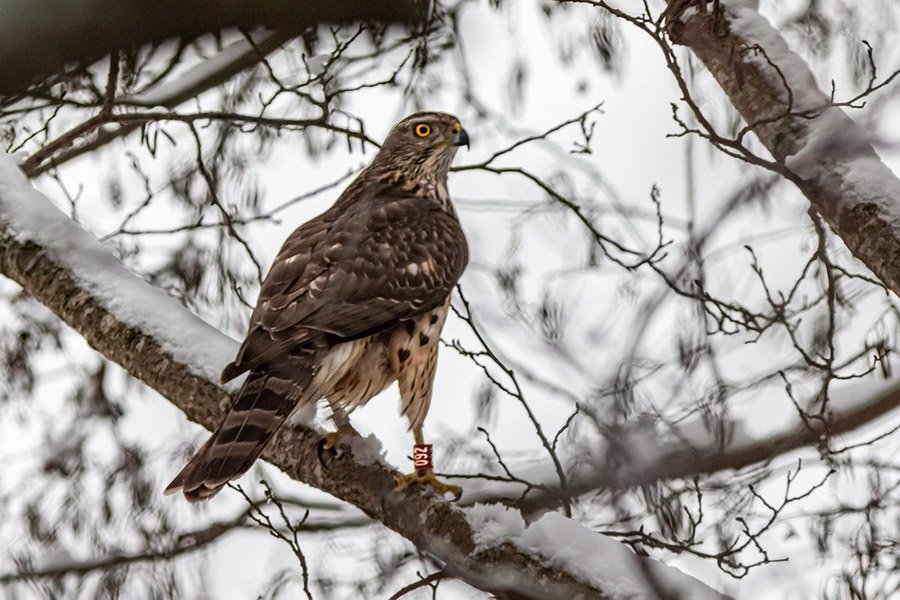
165,112 -> 470,502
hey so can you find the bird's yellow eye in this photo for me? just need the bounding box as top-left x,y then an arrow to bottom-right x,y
452,122 -> 461,134
415,123 -> 431,138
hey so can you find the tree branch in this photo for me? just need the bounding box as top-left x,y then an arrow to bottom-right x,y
0,497 -> 369,583
665,1 -> 900,297
462,373 -> 900,512
0,516 -> 241,583
0,156 -> 731,599
24,29 -> 295,178
0,0 -> 425,95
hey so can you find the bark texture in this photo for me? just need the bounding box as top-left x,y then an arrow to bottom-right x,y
666,3 -> 900,297
0,222 -> 616,600
0,0 -> 425,95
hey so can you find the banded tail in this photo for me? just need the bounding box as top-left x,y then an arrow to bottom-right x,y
164,370 -> 297,502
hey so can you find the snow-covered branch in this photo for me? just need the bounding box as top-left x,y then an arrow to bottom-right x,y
667,0 -> 900,297
467,505 -> 728,600
0,154 -> 731,598
461,373 -> 900,511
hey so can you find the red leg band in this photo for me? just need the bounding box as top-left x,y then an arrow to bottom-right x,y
413,444 -> 433,471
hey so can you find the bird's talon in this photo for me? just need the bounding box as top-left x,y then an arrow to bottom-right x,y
395,470 -> 462,500
316,439 -> 330,468
320,431 -> 342,452
316,425 -> 359,467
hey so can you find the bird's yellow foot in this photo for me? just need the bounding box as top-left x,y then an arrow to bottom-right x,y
395,470 -> 462,500
317,424 -> 359,466
321,424 -> 360,451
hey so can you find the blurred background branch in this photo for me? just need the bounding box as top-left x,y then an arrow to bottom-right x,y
0,0 -> 425,96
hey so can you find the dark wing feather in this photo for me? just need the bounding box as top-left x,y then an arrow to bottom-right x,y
221,196 -> 467,382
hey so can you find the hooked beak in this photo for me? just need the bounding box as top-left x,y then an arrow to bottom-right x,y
453,127 -> 470,149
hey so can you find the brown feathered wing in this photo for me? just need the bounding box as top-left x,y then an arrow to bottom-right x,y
165,195 -> 468,501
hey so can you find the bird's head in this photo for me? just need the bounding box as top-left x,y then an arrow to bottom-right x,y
373,111 -> 469,182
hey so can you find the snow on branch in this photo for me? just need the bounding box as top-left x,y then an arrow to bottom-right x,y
667,0 -> 900,297
466,504 -> 730,600
120,30 -> 289,109
0,154 -> 732,598
0,154 -> 238,384
461,370 -> 900,511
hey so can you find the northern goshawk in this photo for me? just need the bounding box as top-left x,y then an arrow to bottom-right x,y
165,112 -> 470,502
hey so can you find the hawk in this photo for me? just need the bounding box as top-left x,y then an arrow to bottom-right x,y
165,112 -> 470,502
